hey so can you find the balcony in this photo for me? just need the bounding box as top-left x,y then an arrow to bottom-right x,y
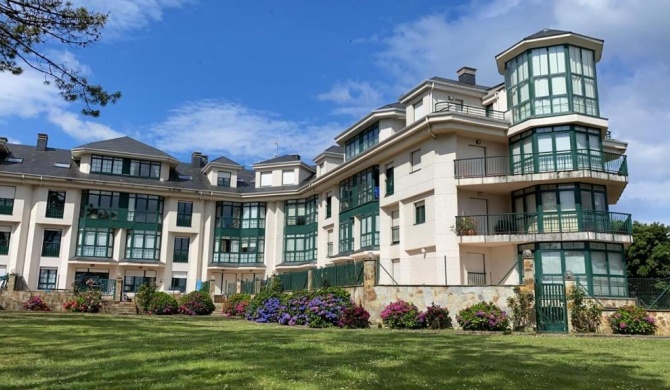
176,214 -> 192,227
45,203 -> 65,219
455,150 -> 628,179
434,102 -> 506,121
41,243 -> 61,257
0,198 -> 14,215
173,249 -> 189,263
0,242 -> 8,255
455,211 -> 632,240
80,206 -> 162,230
211,253 -> 264,265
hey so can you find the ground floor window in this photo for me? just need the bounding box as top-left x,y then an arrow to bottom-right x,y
171,273 -> 187,293
38,267 -> 58,290
124,270 -> 157,293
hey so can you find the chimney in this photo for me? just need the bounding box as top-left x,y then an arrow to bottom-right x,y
201,155 -> 209,165
457,67 -> 477,85
191,151 -> 202,167
36,133 -> 48,151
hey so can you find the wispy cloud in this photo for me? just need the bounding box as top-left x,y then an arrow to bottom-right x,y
316,81 -> 386,117
147,100 -> 342,165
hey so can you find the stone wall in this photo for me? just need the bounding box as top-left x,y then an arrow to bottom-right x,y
0,290 -> 76,311
345,284 -> 519,325
595,309 -> 670,336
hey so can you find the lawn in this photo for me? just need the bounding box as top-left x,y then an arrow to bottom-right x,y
0,313 -> 669,389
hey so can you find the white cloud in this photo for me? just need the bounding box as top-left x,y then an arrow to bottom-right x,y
47,109 -> 123,141
148,100 -> 342,165
317,81 -> 386,117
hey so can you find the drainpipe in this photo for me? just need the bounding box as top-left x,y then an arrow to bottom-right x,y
426,119 -> 437,139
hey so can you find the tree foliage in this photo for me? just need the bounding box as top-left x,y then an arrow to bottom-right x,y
0,0 -> 120,116
626,221 -> 670,278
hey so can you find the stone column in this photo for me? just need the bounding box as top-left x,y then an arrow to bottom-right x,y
307,269 -> 314,291
564,279 -> 576,333
7,273 -> 17,292
521,251 -> 537,329
115,275 -> 123,302
209,277 -> 216,299
363,259 -> 377,306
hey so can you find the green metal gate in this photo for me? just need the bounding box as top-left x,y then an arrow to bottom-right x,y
535,283 -> 568,333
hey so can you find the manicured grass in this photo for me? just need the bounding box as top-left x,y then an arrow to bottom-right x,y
1,313 -> 669,389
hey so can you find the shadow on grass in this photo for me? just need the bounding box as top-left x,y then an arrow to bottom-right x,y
0,312 -> 668,389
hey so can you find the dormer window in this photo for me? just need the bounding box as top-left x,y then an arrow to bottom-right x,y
217,171 -> 231,187
260,172 -> 272,187
90,155 -> 160,179
282,170 -> 295,185
344,123 -> 379,160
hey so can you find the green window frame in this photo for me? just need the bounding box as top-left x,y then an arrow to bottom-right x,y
38,267 -> 58,290
173,237 -> 190,263
285,196 -> 318,226
129,194 -> 163,224
0,197 -> 13,215
326,195 -> 332,219
284,231 -> 317,262
360,211 -> 380,249
213,235 -> 264,264
339,218 -> 354,253
171,277 -> 187,293
125,229 -> 161,260
41,229 -> 62,257
177,201 -> 193,227
217,171 -> 231,187
76,227 -> 114,258
0,231 -> 9,255
345,123 -> 379,160
46,190 -> 66,218
391,210 -> 400,244
242,203 -> 266,229
91,155 -> 161,179
415,202 -> 426,225
124,275 -> 156,293
327,229 -> 334,257
339,166 -> 379,213
385,163 -> 394,196
216,202 -> 242,229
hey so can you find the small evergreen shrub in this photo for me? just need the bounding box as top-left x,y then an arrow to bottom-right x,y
23,296 -> 51,311
456,302 -> 509,331
338,304 -> 371,329
380,300 -> 423,329
568,286 -> 602,333
178,291 -> 215,315
135,283 -> 158,313
507,286 -> 535,331
147,292 -> 178,315
608,305 -> 657,335
223,293 -> 252,317
419,303 -> 452,329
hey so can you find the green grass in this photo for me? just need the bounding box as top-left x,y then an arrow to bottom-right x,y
1,313 -> 669,389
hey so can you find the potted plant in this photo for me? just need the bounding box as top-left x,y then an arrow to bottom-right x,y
452,216 -> 477,235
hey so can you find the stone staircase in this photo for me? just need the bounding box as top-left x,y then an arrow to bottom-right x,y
103,302 -> 138,315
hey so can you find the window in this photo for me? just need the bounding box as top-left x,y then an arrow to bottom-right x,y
282,170 -> 295,185
76,228 -> 114,258
339,218 -> 354,253
345,123 -> 379,160
260,172 -> 272,187
326,194 -> 332,219
360,211 -> 379,249
42,230 -> 62,257
327,229 -> 334,257
285,196 -> 318,226
91,155 -> 123,175
411,149 -> 422,172
0,186 -> 16,215
46,190 -> 66,218
123,270 -> 156,293
339,166 -> 380,213
128,194 -> 163,224
414,100 -> 426,121
91,155 -> 160,178
176,201 -> 193,227
38,268 -> 58,290
391,210 -> 400,244
82,190 -> 121,218
242,203 -> 266,229
385,164 -> 394,196
171,274 -> 187,293
0,231 -> 9,255
129,159 -> 161,178
125,230 -> 161,260
173,237 -> 190,263
415,202 -> 426,225
284,231 -> 317,262
217,171 -> 231,187
215,202 -> 266,229
213,235 -> 264,263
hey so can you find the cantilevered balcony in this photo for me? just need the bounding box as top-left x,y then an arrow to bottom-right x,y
434,102 -> 506,121
79,205 -> 162,230
455,210 -> 632,245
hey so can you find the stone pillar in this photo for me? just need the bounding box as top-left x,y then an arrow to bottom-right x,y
307,269 -> 314,291
521,252 -> 537,329
209,277 -> 216,299
115,275 -> 123,302
564,279 -> 576,333
363,259 -> 377,306
7,273 -> 17,292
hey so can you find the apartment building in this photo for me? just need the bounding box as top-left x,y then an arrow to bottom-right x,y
0,29 -> 632,298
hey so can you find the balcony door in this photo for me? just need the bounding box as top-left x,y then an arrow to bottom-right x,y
465,252 -> 486,285
467,198 -> 488,235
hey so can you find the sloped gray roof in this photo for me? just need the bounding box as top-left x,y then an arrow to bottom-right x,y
524,28 -> 572,40
73,136 -> 176,160
210,155 -> 242,167
325,145 -> 344,154
429,76 -> 491,91
255,155 -> 301,165
376,102 -> 405,110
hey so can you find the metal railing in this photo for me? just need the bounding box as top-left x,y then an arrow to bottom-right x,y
41,243 -> 61,257
628,278 -> 670,309
454,150 -> 628,178
173,249 -> 189,263
0,198 -> 14,215
281,271 -> 309,291
45,204 -> 65,218
467,272 -> 487,285
434,101 -> 506,121
0,243 -> 8,255
176,214 -> 192,227
312,262 -> 364,289
241,278 -> 263,295
455,210 -> 633,236
83,206 -> 162,224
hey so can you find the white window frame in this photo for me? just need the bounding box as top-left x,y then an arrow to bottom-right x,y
260,172 -> 272,187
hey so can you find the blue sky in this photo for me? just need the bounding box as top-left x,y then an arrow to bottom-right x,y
1,0 -> 669,224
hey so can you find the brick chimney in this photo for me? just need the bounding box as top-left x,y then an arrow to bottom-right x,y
191,151 -> 202,167
36,133 -> 48,151
457,67 -> 477,85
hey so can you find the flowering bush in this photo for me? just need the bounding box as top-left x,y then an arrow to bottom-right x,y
608,305 -> 656,335
419,303 -> 452,329
147,292 -> 178,315
178,291 -> 215,315
305,293 -> 350,328
23,296 -> 51,311
248,296 -> 284,323
380,300 -> 423,329
338,304 -> 370,329
456,302 -> 509,331
63,288 -> 103,313
223,293 -> 251,317
278,292 -> 311,326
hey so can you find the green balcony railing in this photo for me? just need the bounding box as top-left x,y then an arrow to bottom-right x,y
434,101 -> 506,121
0,198 -> 14,215
455,210 -> 632,236
312,262 -> 364,289
45,203 -> 65,218
0,242 -> 9,255
41,243 -> 61,257
81,206 -> 162,228
173,249 -> 189,263
211,253 -> 264,264
454,150 -> 628,179
176,214 -> 192,227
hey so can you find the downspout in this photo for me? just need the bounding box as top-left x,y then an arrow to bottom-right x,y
426,119 -> 437,139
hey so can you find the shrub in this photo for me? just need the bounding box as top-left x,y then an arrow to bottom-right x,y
245,276 -> 285,321
135,283 -> 158,313
305,293 -> 351,328
178,291 -> 215,315
250,296 -> 284,323
568,286 -> 602,333
419,303 -> 452,329
456,302 -> 509,331
380,300 -> 423,329
507,286 -> 535,331
338,304 -> 370,329
278,291 -> 312,326
608,305 -> 657,335
223,293 -> 252,317
147,292 -> 178,315
63,288 -> 103,313
23,296 -> 51,311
